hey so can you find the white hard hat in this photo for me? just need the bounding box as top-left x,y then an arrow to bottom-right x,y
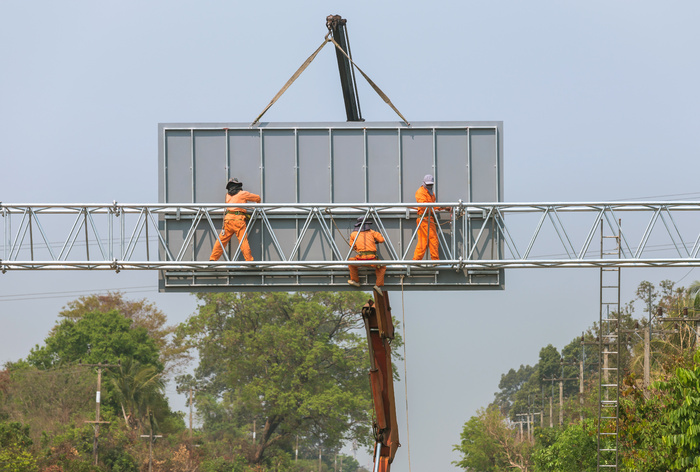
423,174 -> 435,185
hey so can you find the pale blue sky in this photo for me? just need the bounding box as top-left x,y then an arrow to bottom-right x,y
2,1 -> 700,470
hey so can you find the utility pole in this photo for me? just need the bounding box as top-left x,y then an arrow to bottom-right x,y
645,286 -> 653,388
654,306 -> 700,365
515,412 -> 539,442
579,334 -> 601,422
559,380 -> 564,426
189,387 -> 193,438
644,324 -> 651,388
140,428 -> 163,472
250,419 -> 258,466
81,362 -> 119,466
516,418 -> 524,440
176,382 -> 199,439
543,376 -> 578,427
579,353 -> 584,422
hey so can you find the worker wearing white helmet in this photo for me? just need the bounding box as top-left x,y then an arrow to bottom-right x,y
412,174 -> 441,261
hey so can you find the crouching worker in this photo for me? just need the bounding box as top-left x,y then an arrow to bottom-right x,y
209,178 -> 261,262
347,217 -> 386,290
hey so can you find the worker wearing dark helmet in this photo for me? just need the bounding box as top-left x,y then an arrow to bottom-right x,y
209,178 -> 261,262
347,217 -> 386,289
412,174 -> 441,261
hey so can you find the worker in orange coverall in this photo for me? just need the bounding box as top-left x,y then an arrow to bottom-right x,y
347,217 -> 386,290
412,174 -> 443,261
209,178 -> 261,262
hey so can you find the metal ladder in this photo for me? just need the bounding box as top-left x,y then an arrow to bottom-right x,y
597,220 -> 621,470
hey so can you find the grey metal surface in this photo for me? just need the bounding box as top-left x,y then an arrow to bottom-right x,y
157,121 -> 503,290
159,122 -> 503,205
3,202 -> 700,291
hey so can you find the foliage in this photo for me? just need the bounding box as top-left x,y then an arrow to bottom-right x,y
453,408 -> 505,471
479,279 -> 700,471
109,357 -> 165,432
0,420 -> 38,471
199,455 -> 251,472
0,446 -> 38,472
60,291 -> 190,375
689,280 -> 700,308
0,365 -> 94,444
654,349 -> 700,471
39,422 -> 97,471
507,345 -> 561,424
453,406 -> 532,471
177,291 -> 379,465
18,308 -> 186,439
618,372 -> 672,471
493,364 -> 535,417
0,421 -> 33,449
531,419 -> 597,471
25,310 -> 161,371
98,425 -> 139,472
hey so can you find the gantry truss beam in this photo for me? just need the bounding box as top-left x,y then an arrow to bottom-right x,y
2,202 -> 700,273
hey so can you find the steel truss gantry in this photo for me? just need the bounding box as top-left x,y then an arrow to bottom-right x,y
2,202 -> 700,273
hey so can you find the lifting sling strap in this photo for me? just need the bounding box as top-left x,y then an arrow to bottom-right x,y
251,33 -> 410,127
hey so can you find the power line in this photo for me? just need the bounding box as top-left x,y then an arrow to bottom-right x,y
525,241 -> 700,261
611,192 -> 700,201
675,268 -> 697,285
0,286 -> 158,303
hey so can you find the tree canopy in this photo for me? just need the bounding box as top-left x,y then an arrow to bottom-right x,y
177,291 -> 381,465
455,280 -> 700,472
25,310 -> 161,371
59,291 -> 190,375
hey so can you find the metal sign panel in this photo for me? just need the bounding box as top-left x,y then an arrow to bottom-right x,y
158,121 -> 504,291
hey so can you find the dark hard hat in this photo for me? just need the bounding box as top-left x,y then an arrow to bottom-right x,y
354,217 -> 373,230
226,178 -> 243,189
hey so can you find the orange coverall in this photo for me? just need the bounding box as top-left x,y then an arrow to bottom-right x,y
348,229 -> 386,286
209,190 -> 261,261
412,185 -> 440,260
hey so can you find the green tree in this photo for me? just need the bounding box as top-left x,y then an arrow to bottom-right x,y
493,365 -> 535,417
531,419 -> 597,472
20,308 -> 183,441
453,406 -> 531,471
618,373 -> 672,471
178,291 -> 378,465
110,357 -> 165,433
453,408 -> 504,471
508,345 -> 561,424
654,350 -> 700,471
689,280 -> 700,308
25,310 -> 161,371
60,291 -> 190,375
0,421 -> 38,472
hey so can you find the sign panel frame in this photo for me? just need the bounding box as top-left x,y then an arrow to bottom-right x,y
158,121 -> 504,291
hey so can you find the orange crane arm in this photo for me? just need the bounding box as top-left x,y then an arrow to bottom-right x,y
361,287 -> 400,472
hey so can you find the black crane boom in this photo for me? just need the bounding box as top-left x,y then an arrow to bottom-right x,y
326,15 -> 364,122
